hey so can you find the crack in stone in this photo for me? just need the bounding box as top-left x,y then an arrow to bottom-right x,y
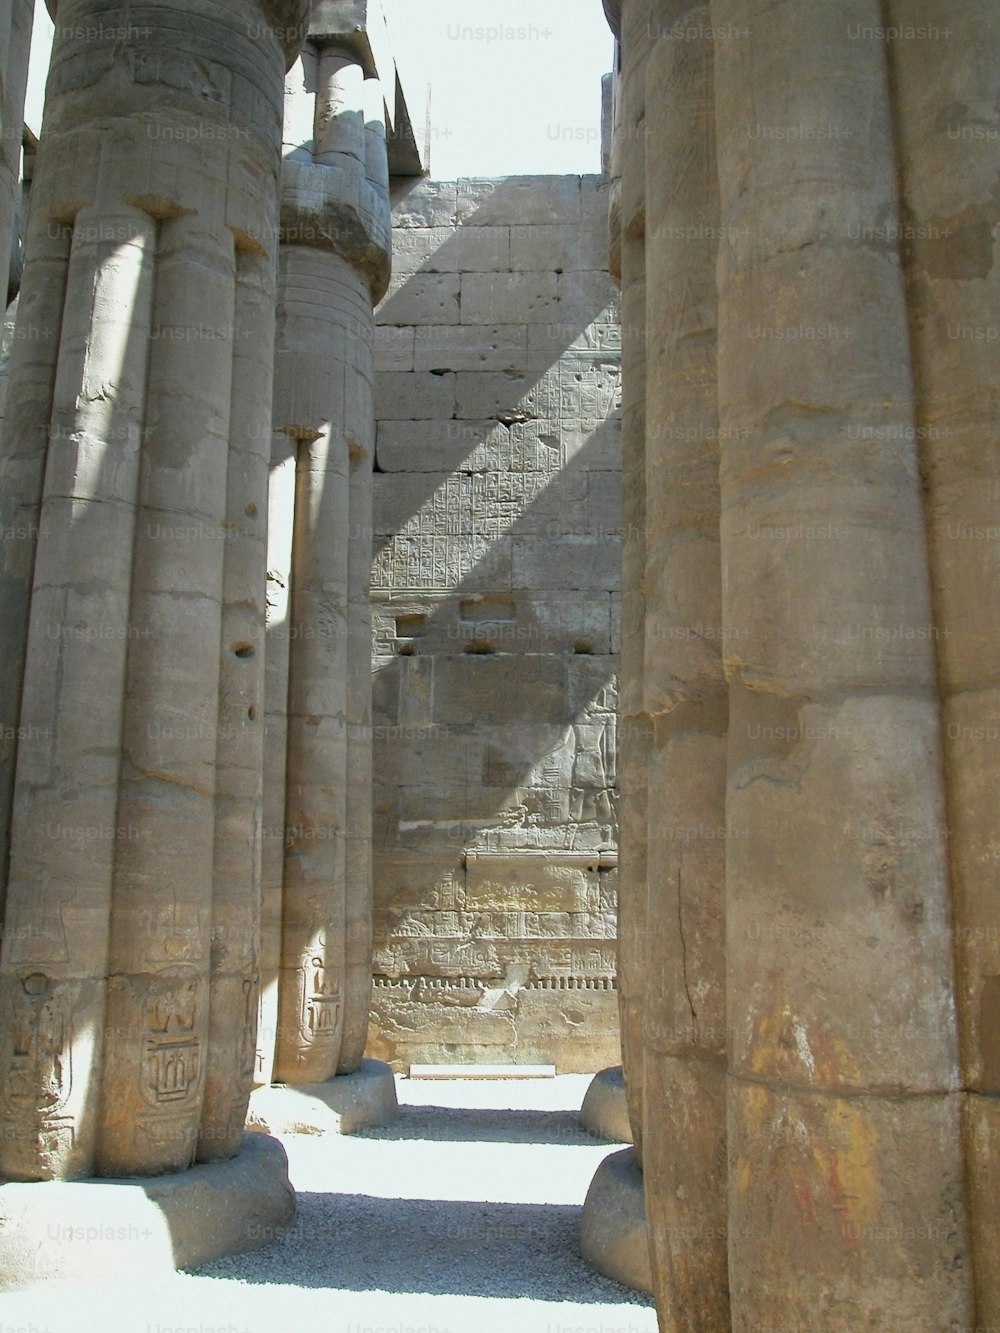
677,857 -> 698,1042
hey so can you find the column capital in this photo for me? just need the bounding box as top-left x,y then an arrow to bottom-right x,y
279,157 -> 391,301
44,0 -> 311,69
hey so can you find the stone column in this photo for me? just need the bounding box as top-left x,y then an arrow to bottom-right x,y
614,0 -> 651,1170
883,4 -> 1000,1322
711,1 -> 972,1326
0,0 -> 305,1188
641,3 -> 729,1326
580,0 -> 653,1299
0,0 -> 32,305
251,26 -> 395,1132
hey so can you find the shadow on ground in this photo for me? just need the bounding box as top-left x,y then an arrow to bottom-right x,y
193,1192 -> 651,1305
360,1105 -> 614,1145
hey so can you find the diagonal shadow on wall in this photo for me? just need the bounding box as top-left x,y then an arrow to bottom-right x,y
365,176 -> 623,1063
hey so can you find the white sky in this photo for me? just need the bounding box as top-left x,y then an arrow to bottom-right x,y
25,0 -> 614,179
382,0 -> 614,177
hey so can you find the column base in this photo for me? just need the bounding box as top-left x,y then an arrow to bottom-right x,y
579,1146 -> 653,1295
579,1065 -> 633,1143
247,1058 -> 399,1136
0,1132 -> 294,1289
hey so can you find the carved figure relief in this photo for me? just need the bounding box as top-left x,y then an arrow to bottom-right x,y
8,972 -> 72,1113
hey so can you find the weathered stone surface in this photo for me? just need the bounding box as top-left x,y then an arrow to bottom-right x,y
884,4 -> 1000,1320
258,31 -> 390,1095
578,1146 -> 652,1295
0,0 -> 304,1184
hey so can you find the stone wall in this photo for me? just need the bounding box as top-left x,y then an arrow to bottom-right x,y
366,175 -> 622,1072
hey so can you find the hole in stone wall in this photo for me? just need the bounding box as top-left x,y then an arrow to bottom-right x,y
398,643 -> 415,656
574,640 -> 595,655
464,639 -> 495,655
247,704 -> 257,720
428,367 -> 450,376
396,613 -> 427,638
232,642 -> 255,658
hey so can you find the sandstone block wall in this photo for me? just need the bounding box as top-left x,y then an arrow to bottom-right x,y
367,175 -> 622,1072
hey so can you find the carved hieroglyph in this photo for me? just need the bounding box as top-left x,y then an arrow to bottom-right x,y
0,0 -> 306,1180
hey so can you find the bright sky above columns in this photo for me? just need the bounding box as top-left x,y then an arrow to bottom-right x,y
376,0 -> 615,177
25,0 -> 615,179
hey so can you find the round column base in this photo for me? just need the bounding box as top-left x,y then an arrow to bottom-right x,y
247,1058 -> 399,1136
0,1132 -> 294,1289
579,1065 -> 633,1143
579,1146 -> 653,1295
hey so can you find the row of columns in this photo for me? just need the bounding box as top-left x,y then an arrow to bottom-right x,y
603,0 -> 998,1327
0,0 -> 391,1193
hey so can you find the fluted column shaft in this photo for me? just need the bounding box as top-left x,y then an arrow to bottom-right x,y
711,1 -> 971,1326
883,3 -> 1000,1322
0,0 -> 304,1181
262,39 -> 389,1086
641,3 -> 729,1326
615,0 -> 652,1164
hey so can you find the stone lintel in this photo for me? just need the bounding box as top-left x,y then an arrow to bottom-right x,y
310,0 -> 395,83
309,0 -> 425,177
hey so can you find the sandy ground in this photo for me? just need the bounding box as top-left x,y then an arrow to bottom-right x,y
1,1074 -> 657,1333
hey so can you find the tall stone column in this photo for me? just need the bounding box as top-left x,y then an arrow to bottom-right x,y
711,1 -> 972,1326
580,0 -> 653,1301
0,0 -> 305,1194
252,18 -> 396,1134
0,0 -> 32,305
615,0 -> 651,1170
641,3 -> 729,1326
883,4 -> 1000,1322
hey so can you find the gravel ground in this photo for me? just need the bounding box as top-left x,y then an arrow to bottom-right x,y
2,1075 -> 657,1333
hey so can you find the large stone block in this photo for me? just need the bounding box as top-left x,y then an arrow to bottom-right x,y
457,177 -> 583,226
393,225 -> 511,275
374,369 -> 457,419
511,223 -> 609,273
414,324 -> 528,374
378,271 -> 461,325
460,272 -> 560,325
